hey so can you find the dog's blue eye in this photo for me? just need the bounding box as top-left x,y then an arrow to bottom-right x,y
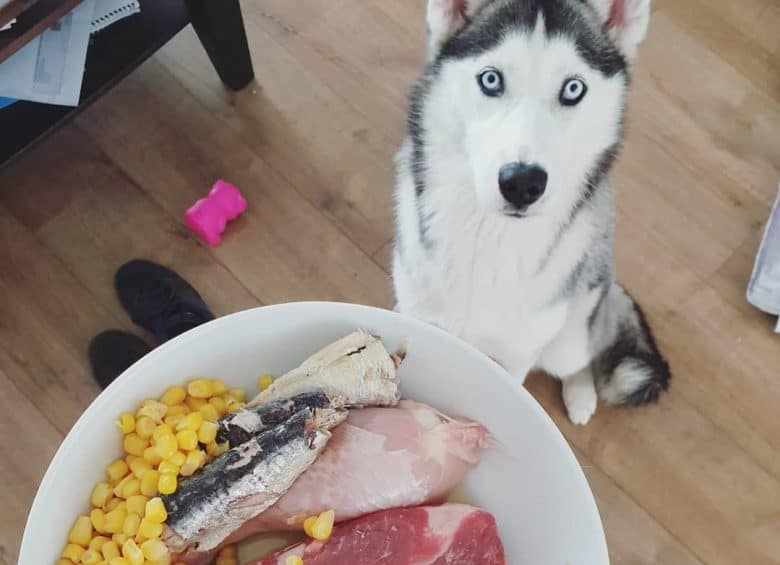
477,68 -> 504,97
560,77 -> 587,106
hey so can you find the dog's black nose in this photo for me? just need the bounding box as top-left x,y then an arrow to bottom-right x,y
498,162 -> 548,209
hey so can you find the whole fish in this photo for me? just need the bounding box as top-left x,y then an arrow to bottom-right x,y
162,406 -> 347,554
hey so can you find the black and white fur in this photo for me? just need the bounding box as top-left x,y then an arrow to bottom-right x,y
393,0 -> 669,424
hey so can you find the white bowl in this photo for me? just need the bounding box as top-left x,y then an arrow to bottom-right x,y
20,302 -> 607,564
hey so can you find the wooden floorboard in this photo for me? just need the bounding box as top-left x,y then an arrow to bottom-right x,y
0,0 -> 777,562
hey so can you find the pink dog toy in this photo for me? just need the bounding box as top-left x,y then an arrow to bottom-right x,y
185,180 -> 247,246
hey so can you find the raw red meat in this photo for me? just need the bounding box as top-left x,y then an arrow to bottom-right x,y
251,504 -> 506,565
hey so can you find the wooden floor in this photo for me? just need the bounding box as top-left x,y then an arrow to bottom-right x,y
0,1 -> 778,563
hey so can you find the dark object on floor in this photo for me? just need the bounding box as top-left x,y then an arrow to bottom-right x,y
89,330 -> 151,389
116,259 -> 215,343
0,0 -> 254,168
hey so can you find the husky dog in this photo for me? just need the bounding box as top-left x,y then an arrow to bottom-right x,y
392,0 -> 670,424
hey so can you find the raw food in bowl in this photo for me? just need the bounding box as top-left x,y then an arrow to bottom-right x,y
20,302 -> 608,564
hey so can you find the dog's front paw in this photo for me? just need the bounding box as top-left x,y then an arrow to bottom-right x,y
562,373 -> 597,426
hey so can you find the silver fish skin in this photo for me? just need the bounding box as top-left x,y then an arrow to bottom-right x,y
248,330 -> 402,409
162,407 -> 346,554
216,390 -> 342,447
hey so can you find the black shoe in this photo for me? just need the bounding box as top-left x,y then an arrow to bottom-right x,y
89,330 -> 152,389
115,259 -> 215,343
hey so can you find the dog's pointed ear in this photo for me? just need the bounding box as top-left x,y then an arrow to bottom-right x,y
585,0 -> 651,61
426,0 -> 492,58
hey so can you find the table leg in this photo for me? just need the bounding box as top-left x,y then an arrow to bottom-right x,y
185,0 -> 254,90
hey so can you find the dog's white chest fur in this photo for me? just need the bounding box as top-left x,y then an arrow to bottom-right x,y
393,141 -> 591,377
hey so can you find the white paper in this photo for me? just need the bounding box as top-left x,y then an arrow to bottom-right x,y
0,0 -> 96,106
0,18 -> 14,31
92,0 -> 140,33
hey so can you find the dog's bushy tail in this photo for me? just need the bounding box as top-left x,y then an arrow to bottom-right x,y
591,284 -> 670,406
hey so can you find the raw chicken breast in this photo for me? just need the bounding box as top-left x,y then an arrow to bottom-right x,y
252,504 -> 506,565
236,400 -> 491,533
176,400 -> 490,563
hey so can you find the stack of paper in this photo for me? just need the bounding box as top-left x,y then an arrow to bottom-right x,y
0,0 -> 141,107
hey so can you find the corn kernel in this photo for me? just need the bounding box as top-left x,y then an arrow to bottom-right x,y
112,533 -> 129,546
140,538 -> 168,561
187,378 -> 214,398
258,374 -> 274,391
225,400 -> 243,414
180,450 -> 206,477
206,441 -> 228,457
122,538 -> 144,565
126,495 -> 148,516
216,557 -> 238,565
159,386 -> 187,406
90,508 -> 106,533
208,378 -> 225,394
145,497 -> 168,523
166,404 -> 188,418
197,421 -> 218,444
89,536 -> 111,553
303,515 -> 316,537
158,460 -> 179,475
113,474 -> 134,498
139,517 -> 163,539
123,512 -> 141,536
101,540 -> 120,561
154,434 -> 178,460
116,413 -> 136,434
91,482 -> 113,508
208,396 -> 227,415
128,458 -> 151,480
137,400 -> 168,423
219,545 -> 237,558
80,549 -> 102,564
105,497 -> 122,512
152,424 -> 174,441
140,470 -> 160,497
198,403 -> 220,422
135,417 -> 156,440
285,556 -> 304,565
176,429 -> 199,451
68,516 -> 93,546
121,478 -> 141,498
109,557 -> 129,565
169,450 -> 186,467
104,507 -> 128,533
310,509 -> 335,541
163,413 -> 185,427
123,434 -> 148,457
184,396 -> 207,411
151,552 -> 172,565
142,446 -> 163,466
227,388 -> 246,402
176,412 -> 203,432
106,460 -> 129,482
158,473 -> 177,495
56,559 -> 74,565
62,543 -> 85,562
